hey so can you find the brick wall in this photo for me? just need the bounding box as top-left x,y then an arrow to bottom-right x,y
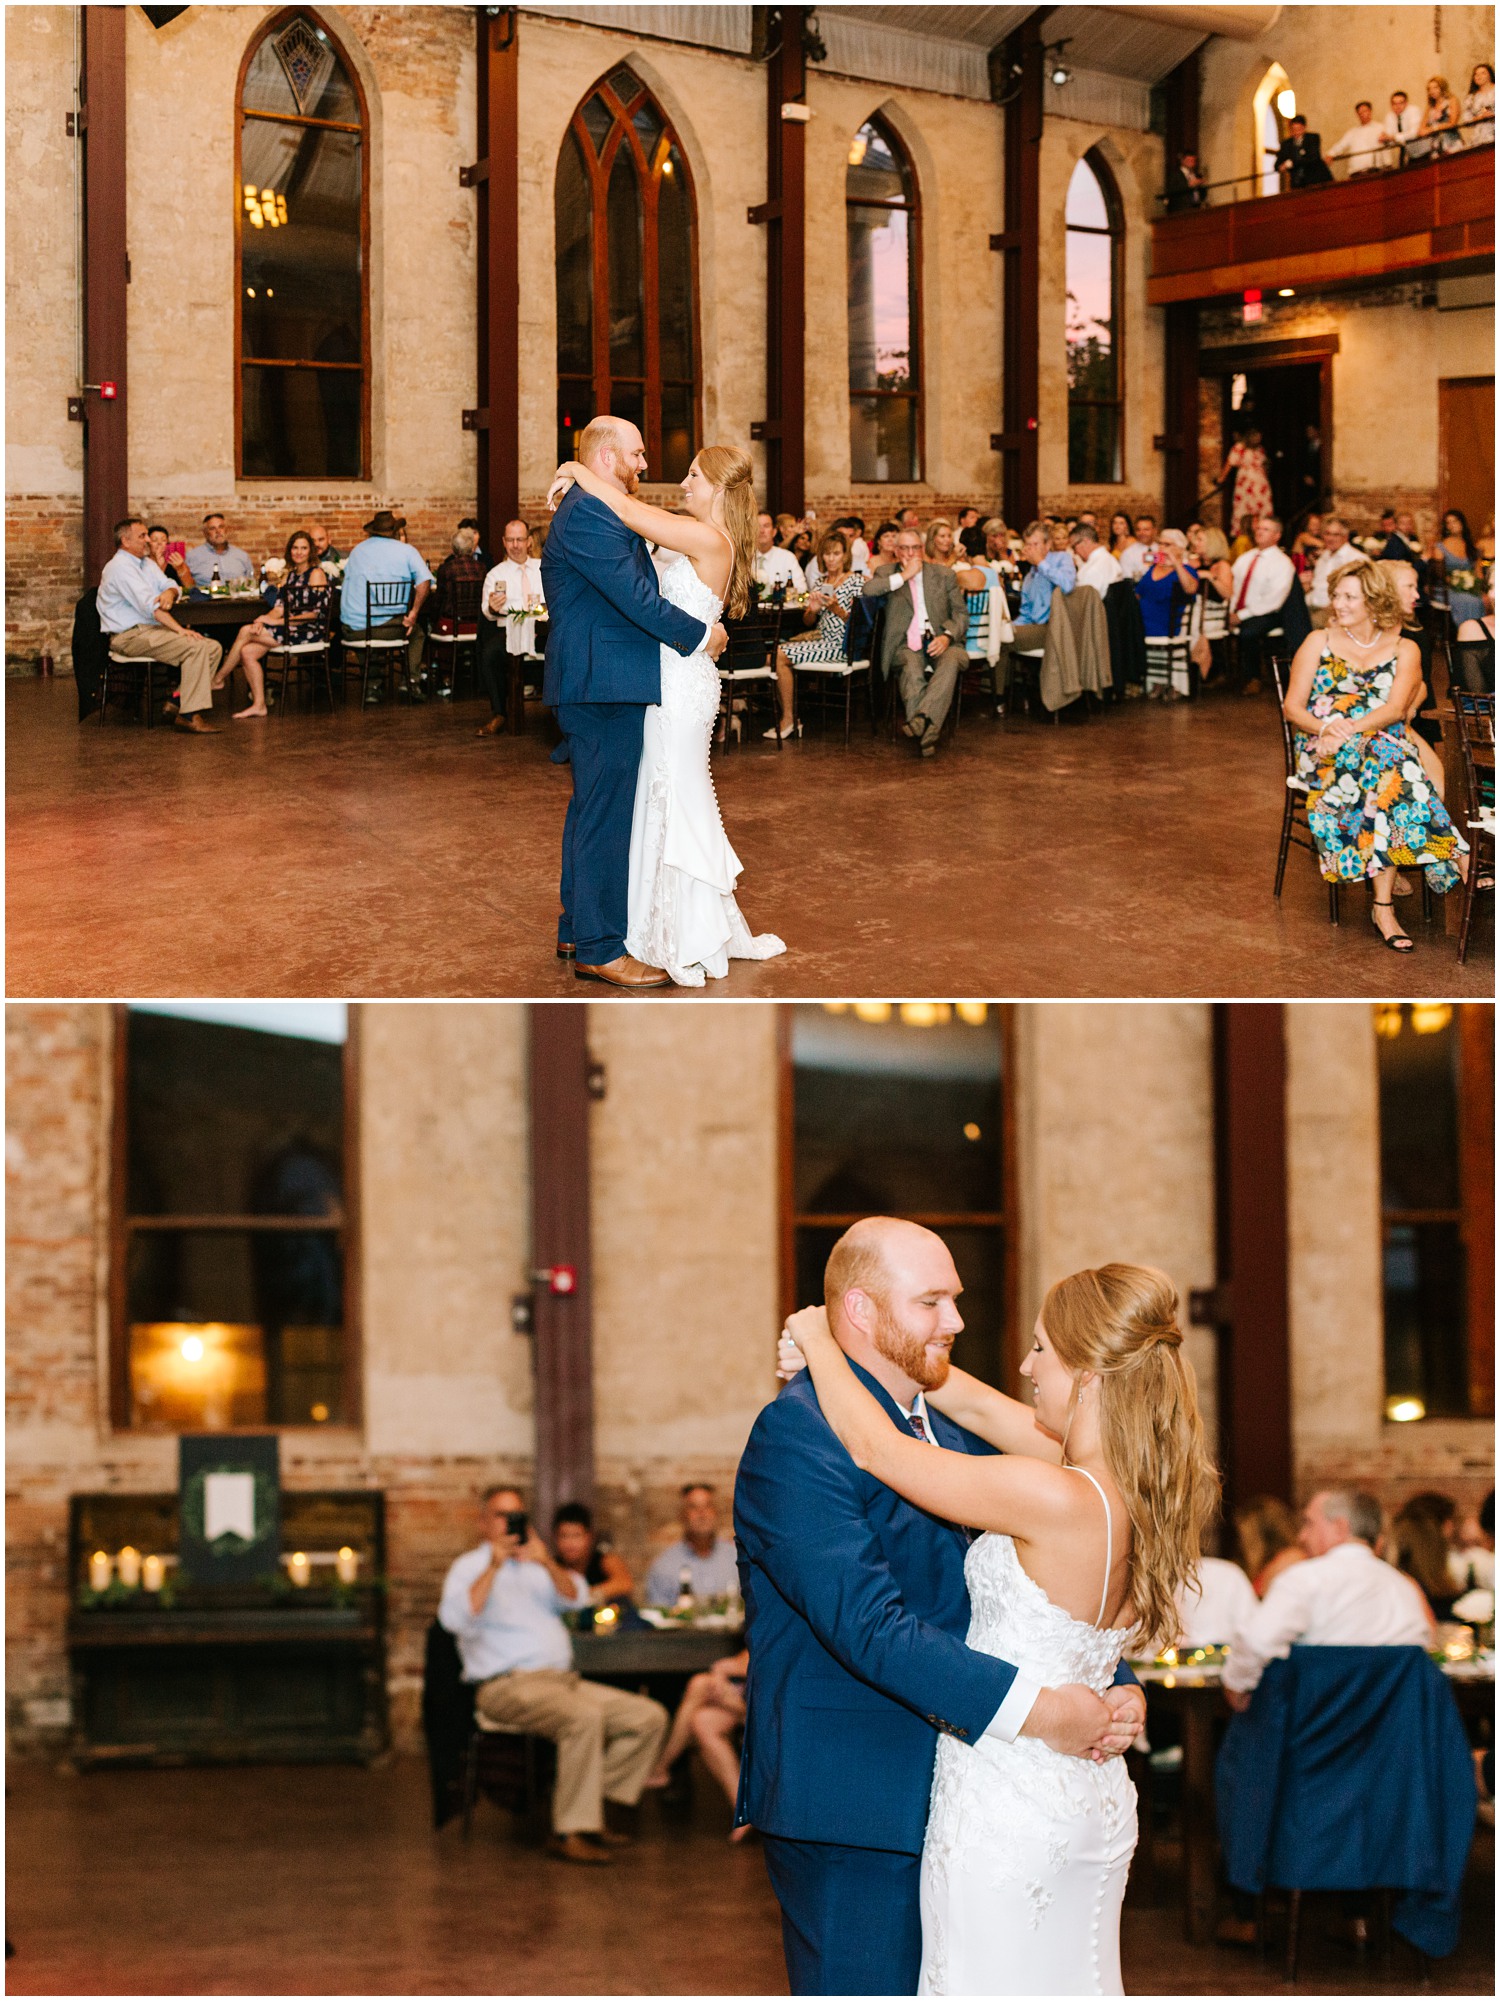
5,500 -> 85,674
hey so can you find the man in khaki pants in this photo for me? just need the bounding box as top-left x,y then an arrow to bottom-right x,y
439,1484 -> 668,1864
97,516 -> 222,733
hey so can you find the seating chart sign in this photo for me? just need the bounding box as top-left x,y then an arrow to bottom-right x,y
178,1435 -> 281,1586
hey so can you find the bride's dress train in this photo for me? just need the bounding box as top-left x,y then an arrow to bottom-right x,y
919,1474 -> 1138,1996
625,554 -> 786,986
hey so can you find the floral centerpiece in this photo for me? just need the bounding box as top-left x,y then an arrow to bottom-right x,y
261,556 -> 288,588
320,556 -> 345,584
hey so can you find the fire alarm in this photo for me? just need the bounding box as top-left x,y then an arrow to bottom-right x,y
100,381 -> 118,400
530,1264 -> 579,1296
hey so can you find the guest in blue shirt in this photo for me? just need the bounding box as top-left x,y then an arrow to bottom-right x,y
339,509 -> 435,702
185,512 -> 255,589
96,516 -> 223,733
1134,528 -> 1199,637
999,523 -> 1075,700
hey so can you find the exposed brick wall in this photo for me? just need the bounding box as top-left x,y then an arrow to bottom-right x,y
5,500 -> 84,674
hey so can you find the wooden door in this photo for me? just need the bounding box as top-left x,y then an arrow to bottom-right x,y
1439,377 -> 1496,532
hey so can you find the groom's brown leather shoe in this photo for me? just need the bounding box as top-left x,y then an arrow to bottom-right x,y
574,955 -> 670,989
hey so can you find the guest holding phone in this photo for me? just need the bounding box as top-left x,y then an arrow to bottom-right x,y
147,525 -> 194,594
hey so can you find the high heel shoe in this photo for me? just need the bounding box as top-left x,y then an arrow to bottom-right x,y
1369,897 -> 1414,952
762,720 -> 801,740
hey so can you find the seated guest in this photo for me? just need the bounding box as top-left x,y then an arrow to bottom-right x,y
1328,100 -> 1389,173
645,1482 -> 741,1607
1273,115 -> 1334,187
1283,559 -> 1470,951
1186,524 -> 1233,679
476,518 -> 544,736
1381,510 -> 1425,566
1307,515 -> 1365,626
1223,1489 -> 1433,1708
837,515 -> 871,574
439,1484 -> 668,1865
146,525 -> 194,594
552,1502 -> 635,1609
1107,511 -> 1135,561
308,521 -> 343,565
1165,149 -> 1207,211
1451,1490 -> 1496,1594
896,506 -> 922,537
643,1647 -> 749,1833
1436,508 -> 1486,627
924,516 -> 985,592
97,516 -> 222,734
1134,528 -> 1198,649
213,530 -> 330,720
869,520 -> 901,570
1389,1498 -> 1462,1621
340,508 -> 434,703
996,520 -> 1074,701
1377,560 -> 1445,786
1176,1553 -> 1258,1650
1233,1494 -> 1306,1597
753,512 -> 806,595
859,526 -> 970,757
772,512 -> 800,548
456,515 -> 492,569
1071,522 -> 1121,595
787,526 -> 814,570
1289,513 -> 1323,574
185,511 -> 255,589
770,529 -> 860,739
1228,515 -> 1297,693
431,524 -> 488,623
955,505 -> 986,559
1119,515 -> 1158,581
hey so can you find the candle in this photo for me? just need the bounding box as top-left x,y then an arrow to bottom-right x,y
117,1545 -> 141,1589
335,1546 -> 358,1585
88,1550 -> 112,1593
288,1551 -> 311,1588
142,1555 -> 166,1593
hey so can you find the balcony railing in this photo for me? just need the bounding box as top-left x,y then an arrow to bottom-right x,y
1156,119 -> 1495,211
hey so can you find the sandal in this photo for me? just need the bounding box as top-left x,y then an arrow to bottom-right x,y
1369,898 -> 1414,952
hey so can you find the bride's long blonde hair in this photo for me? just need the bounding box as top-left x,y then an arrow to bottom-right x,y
696,443 -> 756,619
1042,1263 -> 1219,1651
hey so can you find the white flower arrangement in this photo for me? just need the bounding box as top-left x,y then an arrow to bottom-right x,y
1452,1587 -> 1495,1625
320,557 -> 345,583
261,556 -> 288,582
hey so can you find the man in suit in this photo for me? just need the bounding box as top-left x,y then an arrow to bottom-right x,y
735,1218 -> 1145,1996
540,415 -> 728,988
860,528 -> 970,756
1165,149 -> 1207,211
1274,116 -> 1334,188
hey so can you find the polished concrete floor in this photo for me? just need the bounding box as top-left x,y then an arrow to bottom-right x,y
6,675 -> 1491,999
4,1757 -> 1492,1994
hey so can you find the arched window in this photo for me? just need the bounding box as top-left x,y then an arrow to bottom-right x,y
1252,64 -> 1297,195
236,11 -> 368,478
1065,151 -> 1122,486
846,117 -> 921,483
555,67 -> 699,481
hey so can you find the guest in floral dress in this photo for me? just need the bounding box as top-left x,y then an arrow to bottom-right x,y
1282,559 -> 1469,951
1220,429 -> 1273,539
213,529 -> 330,718
769,530 -> 860,740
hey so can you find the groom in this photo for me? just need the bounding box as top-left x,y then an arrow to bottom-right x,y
734,1217 -> 1145,1996
540,414 -> 729,989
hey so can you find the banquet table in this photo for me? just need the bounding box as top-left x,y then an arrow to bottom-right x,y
1128,1654 -> 1494,1945
171,592 -> 272,635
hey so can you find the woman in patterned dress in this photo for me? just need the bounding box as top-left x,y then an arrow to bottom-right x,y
212,529 -> 330,719
1282,559 -> 1470,951
768,529 -> 860,739
1219,428 -> 1273,538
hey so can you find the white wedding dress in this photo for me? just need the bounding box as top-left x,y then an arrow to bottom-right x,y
625,554 -> 787,986
919,1471 -> 1138,1997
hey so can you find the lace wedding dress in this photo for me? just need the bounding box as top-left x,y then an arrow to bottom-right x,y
625,555 -> 787,986
919,1471 -> 1138,1997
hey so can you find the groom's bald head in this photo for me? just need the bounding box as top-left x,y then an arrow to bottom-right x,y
578,415 -> 645,494
825,1218 -> 963,1394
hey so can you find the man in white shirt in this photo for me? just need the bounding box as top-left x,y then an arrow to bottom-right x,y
753,512 -> 805,594
1176,1555 -> 1258,1650
1119,515 -> 1159,581
476,518 -> 545,736
1383,89 -> 1422,159
1071,524 -> 1123,596
1307,515 -> 1365,624
96,516 -> 223,733
1223,1489 -> 1433,1707
1329,100 -> 1390,173
438,1484 -> 668,1862
1228,515 -> 1297,690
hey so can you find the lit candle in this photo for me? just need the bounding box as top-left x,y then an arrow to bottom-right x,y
335,1546 -> 358,1585
117,1545 -> 142,1589
288,1551 -> 311,1588
88,1550 -> 112,1593
142,1555 -> 166,1593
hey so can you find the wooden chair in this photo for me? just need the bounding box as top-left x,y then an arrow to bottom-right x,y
1269,655 -> 1340,923
266,592 -> 336,714
1452,689 -> 1495,963
99,648 -> 170,726
345,578 -> 414,705
462,1710 -> 556,1843
1144,599 -> 1196,701
719,612 -> 783,747
429,576 -> 484,700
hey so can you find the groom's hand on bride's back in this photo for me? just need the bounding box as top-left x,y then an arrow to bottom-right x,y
705,622 -> 729,661
1023,1682 -> 1138,1762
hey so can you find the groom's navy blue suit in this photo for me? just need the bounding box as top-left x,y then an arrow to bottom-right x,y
540,485 -> 710,963
734,1363 -> 1139,1996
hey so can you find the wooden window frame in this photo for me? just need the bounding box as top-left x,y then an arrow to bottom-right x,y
1066,148 -> 1125,486
777,1009 -> 1019,1384
108,1005 -> 363,1435
845,115 -> 924,486
234,8 -> 372,483
556,69 -> 703,476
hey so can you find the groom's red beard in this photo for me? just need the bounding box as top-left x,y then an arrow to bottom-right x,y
872,1304 -> 954,1391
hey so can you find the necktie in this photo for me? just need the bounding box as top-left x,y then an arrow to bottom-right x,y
906,1411 -> 929,1443
1233,552 -> 1261,613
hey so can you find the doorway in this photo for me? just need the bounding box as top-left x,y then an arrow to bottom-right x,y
1439,377 -> 1495,535
1222,360 -> 1326,530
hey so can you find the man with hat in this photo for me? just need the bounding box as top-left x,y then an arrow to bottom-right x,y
340,508 -> 435,702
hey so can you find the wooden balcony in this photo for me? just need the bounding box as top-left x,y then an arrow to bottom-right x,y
1148,146 -> 1495,306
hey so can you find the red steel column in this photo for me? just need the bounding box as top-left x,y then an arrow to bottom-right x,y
81,6 -> 130,586
528,1006 -> 595,1529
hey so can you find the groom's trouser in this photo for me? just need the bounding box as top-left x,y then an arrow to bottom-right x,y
762,1836 -> 922,1996
555,701 -> 645,963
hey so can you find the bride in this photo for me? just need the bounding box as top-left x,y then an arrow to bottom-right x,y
780,1264 -> 1216,1996
546,446 -> 786,987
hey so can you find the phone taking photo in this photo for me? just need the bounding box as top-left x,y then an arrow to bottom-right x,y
505,1509 -> 530,1542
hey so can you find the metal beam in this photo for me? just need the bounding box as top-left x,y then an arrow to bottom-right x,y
528,1005 -> 595,1530
474,7 -> 520,542
759,6 -> 806,516
996,11 -> 1045,525
81,6 -> 130,588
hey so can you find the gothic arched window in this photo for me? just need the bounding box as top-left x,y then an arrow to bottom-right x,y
1065,150 -> 1123,485
846,117 -> 921,483
236,11 -> 368,478
555,67 -> 699,481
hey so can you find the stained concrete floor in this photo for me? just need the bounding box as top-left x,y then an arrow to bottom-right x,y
6,675 -> 1491,999
4,1757 -> 1492,1995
